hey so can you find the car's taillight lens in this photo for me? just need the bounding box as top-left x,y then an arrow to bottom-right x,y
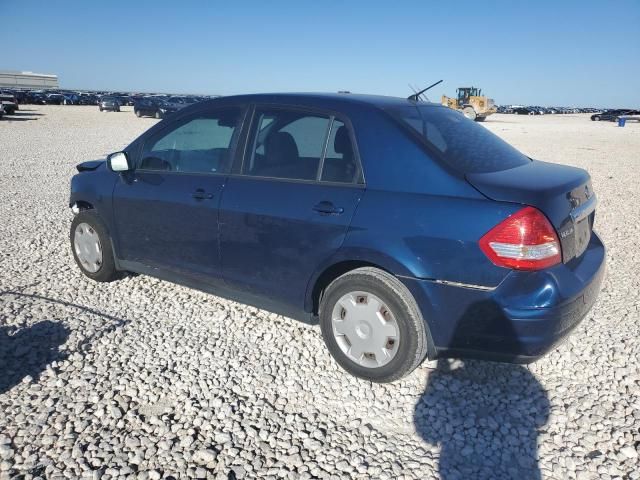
479,206 -> 561,271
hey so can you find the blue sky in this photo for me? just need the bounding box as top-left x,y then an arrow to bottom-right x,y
2,0 -> 639,107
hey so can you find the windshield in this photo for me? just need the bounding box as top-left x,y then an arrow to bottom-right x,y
387,105 -> 531,173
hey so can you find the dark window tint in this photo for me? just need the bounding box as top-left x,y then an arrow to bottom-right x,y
246,109 -> 330,181
387,105 -> 530,173
140,108 -> 241,174
321,120 -> 357,183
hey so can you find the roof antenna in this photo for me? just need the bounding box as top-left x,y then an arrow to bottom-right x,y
408,79 -> 443,102
408,84 -> 421,100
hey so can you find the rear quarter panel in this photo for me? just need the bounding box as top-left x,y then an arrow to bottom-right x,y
344,190 -> 521,287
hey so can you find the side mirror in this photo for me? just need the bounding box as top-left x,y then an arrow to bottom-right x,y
107,151 -> 132,172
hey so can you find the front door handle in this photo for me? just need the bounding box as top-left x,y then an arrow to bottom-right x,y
313,201 -> 344,215
192,189 -> 214,200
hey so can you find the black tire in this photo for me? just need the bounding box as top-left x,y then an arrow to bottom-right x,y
99,107 -> 103,112
155,110 -> 162,119
593,115 -> 600,121
70,210 -> 120,282
475,116 -> 486,122
319,267 -> 430,383
135,109 -> 142,117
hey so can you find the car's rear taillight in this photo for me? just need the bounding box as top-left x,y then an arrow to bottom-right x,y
479,206 -> 561,271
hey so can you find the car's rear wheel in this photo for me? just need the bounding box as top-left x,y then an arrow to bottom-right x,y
70,211 -> 119,282
319,267 -> 429,383
155,110 -> 162,119
135,109 -> 142,117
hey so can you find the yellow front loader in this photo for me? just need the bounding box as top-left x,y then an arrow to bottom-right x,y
441,87 -> 496,121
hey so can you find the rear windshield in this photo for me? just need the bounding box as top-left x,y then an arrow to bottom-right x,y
387,105 -> 530,173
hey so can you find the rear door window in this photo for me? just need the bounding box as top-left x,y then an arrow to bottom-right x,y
320,120 -> 358,183
387,105 -> 531,173
245,109 -> 330,181
245,107 -> 360,183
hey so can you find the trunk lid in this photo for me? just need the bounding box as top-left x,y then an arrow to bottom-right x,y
466,160 -> 596,263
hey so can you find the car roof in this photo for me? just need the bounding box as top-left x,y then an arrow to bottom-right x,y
198,92 -> 443,111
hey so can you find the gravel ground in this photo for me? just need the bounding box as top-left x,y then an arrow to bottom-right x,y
0,106 -> 639,480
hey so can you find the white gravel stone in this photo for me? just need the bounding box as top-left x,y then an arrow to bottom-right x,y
0,107 -> 639,478
192,449 -> 218,465
619,446 -> 638,459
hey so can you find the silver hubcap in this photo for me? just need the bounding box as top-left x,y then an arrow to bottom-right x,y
331,291 -> 400,368
74,222 -> 102,273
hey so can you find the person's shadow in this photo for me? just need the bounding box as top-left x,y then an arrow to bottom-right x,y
415,359 -> 549,479
0,321 -> 70,394
415,299 -> 551,480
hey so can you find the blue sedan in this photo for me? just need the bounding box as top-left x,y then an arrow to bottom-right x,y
69,93 -> 605,382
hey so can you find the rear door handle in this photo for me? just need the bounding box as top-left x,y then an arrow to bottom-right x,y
192,189 -> 214,200
313,201 -> 344,215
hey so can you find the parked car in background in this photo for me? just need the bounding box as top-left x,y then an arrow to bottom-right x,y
69,93 -> 605,382
78,94 -> 99,105
133,98 -> 160,118
0,93 -> 19,114
10,90 -> 27,104
167,96 -> 198,107
591,109 -> 639,121
512,107 -> 532,115
63,93 -> 80,105
46,93 -> 65,105
99,96 -> 121,112
133,97 -> 179,118
115,95 -> 133,106
25,92 -> 47,104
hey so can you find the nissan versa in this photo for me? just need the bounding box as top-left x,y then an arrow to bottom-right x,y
69,93 -> 605,382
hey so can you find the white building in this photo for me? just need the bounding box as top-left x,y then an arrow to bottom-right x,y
0,70 -> 59,89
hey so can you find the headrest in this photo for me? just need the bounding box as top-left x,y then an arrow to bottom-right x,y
265,132 -> 299,165
334,126 -> 352,155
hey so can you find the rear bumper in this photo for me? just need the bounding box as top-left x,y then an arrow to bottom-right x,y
401,232 -> 606,363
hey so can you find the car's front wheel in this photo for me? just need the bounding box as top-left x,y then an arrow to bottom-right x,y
319,267 -> 430,383
70,210 -> 119,282
155,110 -> 162,119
